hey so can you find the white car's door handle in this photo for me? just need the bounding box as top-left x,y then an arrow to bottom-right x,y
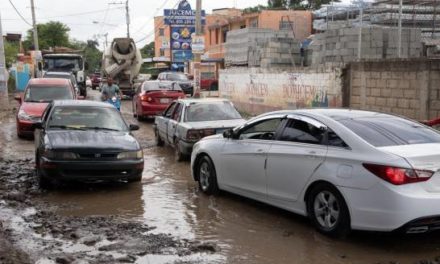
255,149 -> 265,155
307,151 -> 317,159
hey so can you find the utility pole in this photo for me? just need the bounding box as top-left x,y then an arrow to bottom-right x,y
193,0 -> 202,98
125,0 -> 130,38
109,1 -> 130,38
30,0 -> 39,50
0,12 -> 9,110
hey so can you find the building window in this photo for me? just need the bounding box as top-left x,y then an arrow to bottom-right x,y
280,20 -> 294,30
222,26 -> 229,43
159,28 -> 164,36
160,50 -> 165,57
250,19 -> 258,28
240,25 -> 246,29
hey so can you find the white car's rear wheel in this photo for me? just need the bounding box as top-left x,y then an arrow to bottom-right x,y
307,183 -> 350,237
197,156 -> 219,195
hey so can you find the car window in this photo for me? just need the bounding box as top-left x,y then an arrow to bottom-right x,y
47,106 -> 128,131
185,101 -> 242,122
172,103 -> 183,121
167,73 -> 188,81
239,118 -> 283,140
164,102 -> 177,118
24,85 -> 74,102
327,129 -> 349,148
339,117 -> 440,147
143,82 -> 182,91
279,119 -> 326,145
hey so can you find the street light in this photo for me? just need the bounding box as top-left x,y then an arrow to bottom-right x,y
92,21 -> 118,27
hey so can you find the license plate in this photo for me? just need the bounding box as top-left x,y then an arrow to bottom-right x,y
160,98 -> 170,104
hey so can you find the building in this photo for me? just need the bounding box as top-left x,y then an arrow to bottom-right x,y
154,8 -> 313,62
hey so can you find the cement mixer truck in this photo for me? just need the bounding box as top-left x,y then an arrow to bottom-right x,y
102,38 -> 142,96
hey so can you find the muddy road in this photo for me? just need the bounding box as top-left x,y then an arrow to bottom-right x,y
1,89 -> 440,264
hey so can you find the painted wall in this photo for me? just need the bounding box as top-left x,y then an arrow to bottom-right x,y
220,67 -> 343,115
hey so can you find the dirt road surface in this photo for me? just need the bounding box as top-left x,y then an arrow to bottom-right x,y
1,89 -> 440,264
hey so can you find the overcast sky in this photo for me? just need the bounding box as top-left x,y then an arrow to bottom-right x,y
1,0 -> 352,48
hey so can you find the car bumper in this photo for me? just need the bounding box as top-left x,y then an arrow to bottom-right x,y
140,103 -> 167,117
340,183 -> 440,233
178,139 -> 195,155
17,119 -> 37,136
39,158 -> 144,182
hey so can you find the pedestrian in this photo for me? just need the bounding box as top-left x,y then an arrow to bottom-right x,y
101,77 -> 122,101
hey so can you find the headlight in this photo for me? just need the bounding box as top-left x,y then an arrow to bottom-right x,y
42,150 -> 78,160
18,109 -> 39,122
117,150 -> 143,160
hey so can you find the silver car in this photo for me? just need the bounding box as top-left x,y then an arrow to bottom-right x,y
191,109 -> 440,236
154,98 -> 245,161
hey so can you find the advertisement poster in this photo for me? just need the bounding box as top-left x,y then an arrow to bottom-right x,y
170,26 -> 195,63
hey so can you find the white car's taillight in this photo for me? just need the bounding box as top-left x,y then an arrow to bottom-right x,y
363,163 -> 434,185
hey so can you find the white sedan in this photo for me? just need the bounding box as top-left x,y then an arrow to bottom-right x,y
191,109 -> 440,236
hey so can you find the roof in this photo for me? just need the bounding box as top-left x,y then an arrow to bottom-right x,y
44,72 -> 74,76
28,78 -> 71,86
261,108 -> 394,121
52,100 -> 115,108
178,98 -> 232,105
43,54 -> 83,58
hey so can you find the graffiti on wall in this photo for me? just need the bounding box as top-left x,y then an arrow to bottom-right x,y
220,70 -> 343,115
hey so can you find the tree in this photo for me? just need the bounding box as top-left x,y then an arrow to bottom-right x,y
24,21 -> 70,50
140,42 -> 155,58
268,0 -> 288,9
4,41 -> 19,68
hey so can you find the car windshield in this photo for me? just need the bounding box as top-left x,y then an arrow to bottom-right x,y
47,106 -> 128,131
185,101 -> 242,122
339,117 -> 440,147
143,82 -> 182,91
44,57 -> 82,71
24,86 -> 73,102
168,74 -> 188,81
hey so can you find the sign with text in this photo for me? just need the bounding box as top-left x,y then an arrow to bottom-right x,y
191,35 -> 205,54
171,26 -> 195,63
164,0 -> 206,26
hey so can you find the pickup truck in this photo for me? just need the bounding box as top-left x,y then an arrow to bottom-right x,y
153,98 -> 245,161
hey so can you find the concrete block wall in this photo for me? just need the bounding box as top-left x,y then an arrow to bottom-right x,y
225,28 -> 297,67
348,59 -> 440,121
310,27 -> 423,66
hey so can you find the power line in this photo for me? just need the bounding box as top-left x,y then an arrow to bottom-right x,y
135,0 -> 180,44
7,0 -> 32,26
132,0 -> 171,35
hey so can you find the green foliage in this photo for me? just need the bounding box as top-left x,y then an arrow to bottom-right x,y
4,41 -> 19,68
24,21 -> 70,50
243,5 -> 268,14
140,42 -> 155,58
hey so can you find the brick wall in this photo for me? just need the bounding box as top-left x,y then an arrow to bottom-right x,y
348,59 -> 440,120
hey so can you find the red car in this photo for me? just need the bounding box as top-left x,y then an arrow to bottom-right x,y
91,72 -> 101,90
15,78 -> 78,138
132,81 -> 185,121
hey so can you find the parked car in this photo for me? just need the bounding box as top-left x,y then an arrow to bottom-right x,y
91,72 -> 101,90
200,72 -> 218,91
34,100 -> 143,188
15,78 -> 77,138
158,72 -> 193,96
191,109 -> 440,236
132,81 -> 185,121
43,71 -> 79,95
154,98 -> 245,161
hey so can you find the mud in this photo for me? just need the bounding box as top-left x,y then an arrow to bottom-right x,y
2,90 -> 440,263
0,159 -> 221,263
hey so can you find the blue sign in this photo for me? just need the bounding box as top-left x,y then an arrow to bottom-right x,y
171,26 -> 194,63
164,0 -> 206,26
165,0 -> 205,64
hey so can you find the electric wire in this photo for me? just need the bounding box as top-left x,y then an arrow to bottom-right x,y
7,0 -> 32,26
